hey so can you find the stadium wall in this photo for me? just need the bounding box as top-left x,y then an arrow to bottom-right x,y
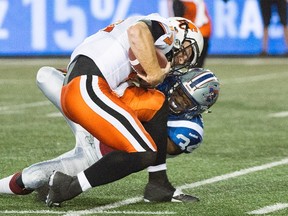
0,0 -> 287,56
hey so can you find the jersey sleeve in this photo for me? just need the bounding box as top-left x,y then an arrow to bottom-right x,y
140,14 -> 175,54
167,115 -> 204,153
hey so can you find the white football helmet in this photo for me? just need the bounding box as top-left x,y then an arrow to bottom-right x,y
168,17 -> 204,73
167,68 -> 220,118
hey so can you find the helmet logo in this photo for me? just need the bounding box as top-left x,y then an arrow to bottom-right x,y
177,19 -> 199,33
187,22 -> 199,33
205,86 -> 219,103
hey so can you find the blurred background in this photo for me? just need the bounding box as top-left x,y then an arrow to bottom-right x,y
1,2 -> 288,214
0,0 -> 287,56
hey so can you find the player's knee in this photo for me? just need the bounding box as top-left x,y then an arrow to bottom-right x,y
36,66 -> 55,83
22,167 -> 49,189
109,151 -> 157,172
129,151 -> 157,171
144,151 -> 157,166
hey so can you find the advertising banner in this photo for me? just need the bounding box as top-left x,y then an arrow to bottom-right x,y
0,0 -> 286,56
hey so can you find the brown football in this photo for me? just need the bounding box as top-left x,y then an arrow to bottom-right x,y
128,48 -> 168,75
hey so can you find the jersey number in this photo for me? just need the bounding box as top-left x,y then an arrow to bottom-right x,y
176,134 -> 190,149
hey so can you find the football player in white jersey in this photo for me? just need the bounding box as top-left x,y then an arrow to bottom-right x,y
45,13 -> 205,206
1,14 -> 205,205
0,66 -> 219,204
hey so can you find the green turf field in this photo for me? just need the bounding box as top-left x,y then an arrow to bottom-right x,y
0,57 -> 287,216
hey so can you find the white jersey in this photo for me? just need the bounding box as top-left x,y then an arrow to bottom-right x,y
69,13 -> 174,92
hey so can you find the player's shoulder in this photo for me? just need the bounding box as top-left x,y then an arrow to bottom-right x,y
167,114 -> 204,136
141,13 -> 174,53
141,13 -> 172,34
168,114 -> 204,126
142,13 -> 169,24
167,114 -> 204,154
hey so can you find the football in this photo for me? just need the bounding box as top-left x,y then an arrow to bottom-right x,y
128,48 -> 168,75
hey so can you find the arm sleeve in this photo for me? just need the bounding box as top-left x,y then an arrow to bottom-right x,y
139,20 -> 166,42
167,115 -> 204,153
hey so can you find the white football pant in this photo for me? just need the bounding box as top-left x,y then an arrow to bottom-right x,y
22,67 -> 102,189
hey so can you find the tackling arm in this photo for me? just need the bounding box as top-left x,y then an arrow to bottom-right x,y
167,138 -> 182,155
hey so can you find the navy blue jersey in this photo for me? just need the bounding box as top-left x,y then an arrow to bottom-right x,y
167,114 -> 203,153
158,76 -> 204,153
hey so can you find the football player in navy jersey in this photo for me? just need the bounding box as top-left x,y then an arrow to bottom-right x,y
0,66 -> 219,204
158,67 -> 219,155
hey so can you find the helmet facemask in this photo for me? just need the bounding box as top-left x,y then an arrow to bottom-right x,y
170,38 -> 200,75
168,81 -> 201,116
167,17 -> 204,76
167,68 -> 220,118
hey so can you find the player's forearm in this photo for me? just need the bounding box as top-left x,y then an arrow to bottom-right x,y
166,138 -> 182,155
127,22 -> 164,85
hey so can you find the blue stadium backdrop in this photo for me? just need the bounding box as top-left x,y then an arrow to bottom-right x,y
0,0 -> 287,56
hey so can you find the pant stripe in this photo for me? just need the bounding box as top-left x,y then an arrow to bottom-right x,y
80,75 -> 156,152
